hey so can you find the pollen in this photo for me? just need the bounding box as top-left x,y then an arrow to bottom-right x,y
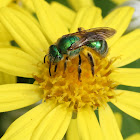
34,48 -> 118,111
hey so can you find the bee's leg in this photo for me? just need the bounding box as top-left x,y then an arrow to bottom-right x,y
44,55 -> 47,63
49,61 -> 51,76
54,64 -> 57,72
78,27 -> 85,32
64,56 -> 69,72
87,53 -> 94,76
78,55 -> 82,81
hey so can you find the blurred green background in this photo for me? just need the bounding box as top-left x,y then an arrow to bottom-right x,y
0,0 -> 140,139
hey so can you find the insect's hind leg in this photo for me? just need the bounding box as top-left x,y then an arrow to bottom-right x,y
54,64 -> 57,72
78,55 -> 82,81
78,27 -> 85,32
64,56 -> 69,73
49,61 -> 52,76
87,53 -> 94,76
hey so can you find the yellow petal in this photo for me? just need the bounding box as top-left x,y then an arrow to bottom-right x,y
66,119 -> 80,140
108,29 -> 140,67
0,7 -> 49,61
0,42 -> 11,47
103,7 -> 134,46
126,133 -> 140,140
22,0 -> 35,12
10,4 -> 40,28
0,47 -> 39,78
1,101 -> 56,140
99,104 -> 123,140
51,2 -> 76,28
77,107 -> 103,140
31,104 -> 72,140
0,0 -> 12,7
68,0 -> 94,11
53,109 -> 72,140
0,84 -> 42,112
111,68 -> 140,87
111,90 -> 140,120
0,22 -> 13,41
114,112 -> 123,130
70,6 -> 102,33
33,0 -> 68,43
112,0 -> 128,5
0,72 -> 16,84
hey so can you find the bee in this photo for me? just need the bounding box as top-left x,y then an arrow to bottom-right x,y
44,27 -> 116,80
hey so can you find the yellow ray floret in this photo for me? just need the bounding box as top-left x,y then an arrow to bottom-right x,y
68,0 -> 94,11
114,112 -> 123,130
51,2 -> 76,28
99,104 -> 123,140
77,107 -> 103,139
0,72 -> 16,84
111,90 -> 140,120
70,6 -> 102,33
108,29 -> 140,67
66,119 -> 79,140
0,47 -> 39,77
33,0 -> 68,43
1,101 -> 56,140
103,6 -> 134,46
0,84 -> 42,112
0,7 -> 49,61
112,0 -> 128,5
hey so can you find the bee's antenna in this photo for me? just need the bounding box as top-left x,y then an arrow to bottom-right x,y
87,53 -> 94,76
64,56 -> 69,73
49,61 -> 51,76
78,55 -> 82,81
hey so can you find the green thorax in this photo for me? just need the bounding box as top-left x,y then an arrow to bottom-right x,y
57,36 -> 80,54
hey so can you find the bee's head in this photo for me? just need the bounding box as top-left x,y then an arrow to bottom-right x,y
49,45 -> 63,63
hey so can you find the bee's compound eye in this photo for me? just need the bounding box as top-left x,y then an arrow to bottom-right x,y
49,45 -> 58,55
49,45 -> 63,63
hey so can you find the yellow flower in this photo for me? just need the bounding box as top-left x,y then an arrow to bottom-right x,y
0,0 -> 139,140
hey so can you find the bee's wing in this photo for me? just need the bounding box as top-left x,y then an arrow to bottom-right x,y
83,27 -> 116,39
68,27 -> 116,51
64,27 -> 116,39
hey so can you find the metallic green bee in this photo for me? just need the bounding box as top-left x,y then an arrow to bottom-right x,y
44,27 -> 116,79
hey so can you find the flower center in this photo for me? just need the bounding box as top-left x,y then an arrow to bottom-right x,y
34,48 -> 118,111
